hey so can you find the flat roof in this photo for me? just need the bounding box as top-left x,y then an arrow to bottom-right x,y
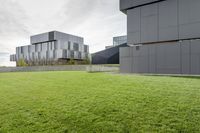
120,0 -> 165,13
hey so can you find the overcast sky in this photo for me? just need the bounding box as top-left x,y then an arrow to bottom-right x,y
0,0 -> 126,66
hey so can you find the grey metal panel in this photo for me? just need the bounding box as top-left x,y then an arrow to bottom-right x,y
22,46 -> 29,60
31,32 -> 49,44
120,47 -> 131,57
165,43 -> 181,74
138,56 -> 149,73
180,40 -> 191,74
141,3 -> 158,43
190,54 -> 200,74
42,42 -> 48,51
54,31 -> 84,45
190,40 -> 200,74
156,44 -> 166,73
120,57 -> 132,73
158,0 -> 178,41
127,8 -> 141,44
155,43 -> 181,74
120,40 -> 200,75
148,45 -> 156,73
40,50 -> 46,59
131,47 -> 137,73
122,0 -> 200,45
132,56 -> 139,73
179,0 -> 200,39
132,46 -> 149,73
191,40 -> 200,55
29,45 -> 35,53
120,47 -> 132,73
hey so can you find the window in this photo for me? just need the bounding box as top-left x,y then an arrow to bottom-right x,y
35,44 -> 37,52
28,46 -> 30,53
68,41 -> 71,50
70,51 -> 74,58
46,51 -> 49,59
52,41 -> 55,50
53,50 -> 56,59
84,45 -> 88,53
47,42 -> 50,50
63,50 -> 68,58
38,52 -> 41,60
78,52 -> 81,59
32,53 -> 35,60
73,43 -> 79,51
54,42 -> 58,49
40,44 -> 42,51
21,47 -> 23,54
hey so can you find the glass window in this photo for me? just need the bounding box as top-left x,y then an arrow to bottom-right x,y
21,47 -> 23,54
68,41 -> 71,50
78,52 -> 81,59
73,43 -> 79,51
40,44 -> 42,51
84,45 -> 88,53
53,50 -> 56,59
70,51 -> 74,58
35,44 -> 37,52
28,46 -> 30,53
63,50 -> 68,58
54,43 -> 57,49
52,41 -> 55,50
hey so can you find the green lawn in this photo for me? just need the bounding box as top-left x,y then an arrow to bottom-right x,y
0,71 -> 200,133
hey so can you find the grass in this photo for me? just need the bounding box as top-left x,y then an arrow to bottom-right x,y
0,71 -> 200,133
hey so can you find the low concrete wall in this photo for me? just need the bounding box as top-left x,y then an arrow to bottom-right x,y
86,65 -> 119,72
0,65 -> 119,73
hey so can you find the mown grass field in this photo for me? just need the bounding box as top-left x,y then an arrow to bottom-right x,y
0,71 -> 200,133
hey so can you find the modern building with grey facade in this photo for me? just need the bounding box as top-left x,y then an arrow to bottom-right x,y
120,0 -> 200,75
105,35 -> 127,49
10,31 -> 89,66
113,35 -> 127,47
92,35 -> 127,64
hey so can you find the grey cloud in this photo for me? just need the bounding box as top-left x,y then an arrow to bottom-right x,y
0,0 -> 30,56
0,0 -> 29,37
0,52 -> 9,56
62,0 -> 98,25
60,0 -> 126,52
61,0 -> 119,26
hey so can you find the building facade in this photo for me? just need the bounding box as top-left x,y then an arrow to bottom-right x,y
92,43 -> 128,64
10,31 -> 89,66
120,0 -> 200,74
113,35 -> 127,46
92,35 -> 127,64
105,35 -> 127,49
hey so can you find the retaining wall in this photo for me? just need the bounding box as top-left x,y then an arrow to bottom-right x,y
0,65 -> 119,73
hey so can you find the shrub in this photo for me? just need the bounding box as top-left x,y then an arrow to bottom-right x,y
67,59 -> 75,65
17,59 -> 28,67
82,57 -> 91,64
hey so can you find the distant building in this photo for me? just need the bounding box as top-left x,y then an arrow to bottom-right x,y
10,31 -> 89,66
105,46 -> 113,49
105,35 -> 127,49
113,35 -> 127,46
92,35 -> 128,64
92,43 -> 128,64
